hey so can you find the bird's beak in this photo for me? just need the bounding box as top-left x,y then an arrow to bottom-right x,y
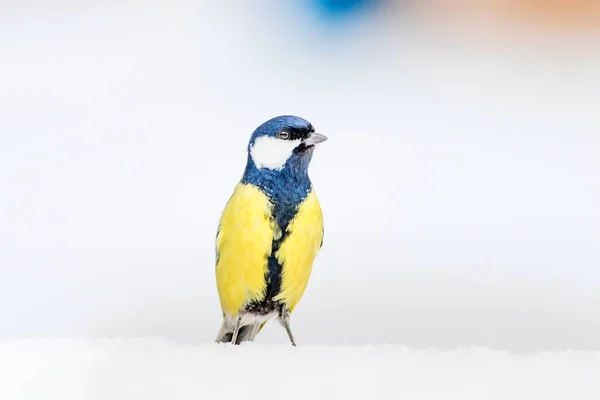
304,132 -> 328,146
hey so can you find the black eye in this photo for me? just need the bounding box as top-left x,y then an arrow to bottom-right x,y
279,131 -> 290,140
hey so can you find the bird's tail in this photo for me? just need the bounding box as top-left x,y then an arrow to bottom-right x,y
216,319 -> 265,345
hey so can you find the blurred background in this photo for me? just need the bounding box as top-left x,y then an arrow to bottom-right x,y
1,0 -> 599,352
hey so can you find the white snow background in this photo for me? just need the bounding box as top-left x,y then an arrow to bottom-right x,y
2,338 -> 600,400
1,1 -> 600,398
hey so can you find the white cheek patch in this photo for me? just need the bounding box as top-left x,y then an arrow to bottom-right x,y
250,136 -> 301,170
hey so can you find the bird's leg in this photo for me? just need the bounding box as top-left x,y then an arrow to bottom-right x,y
230,316 -> 242,345
248,322 -> 261,341
279,308 -> 296,347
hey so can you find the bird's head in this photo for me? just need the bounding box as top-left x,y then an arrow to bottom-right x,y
246,115 -> 327,173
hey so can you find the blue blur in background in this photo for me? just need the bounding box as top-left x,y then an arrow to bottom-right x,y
288,0 -> 388,40
309,0 -> 381,18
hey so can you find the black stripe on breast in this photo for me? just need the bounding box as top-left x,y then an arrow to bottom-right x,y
265,202 -> 299,297
245,201 -> 300,315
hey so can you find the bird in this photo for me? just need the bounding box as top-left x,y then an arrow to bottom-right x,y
214,115 -> 327,346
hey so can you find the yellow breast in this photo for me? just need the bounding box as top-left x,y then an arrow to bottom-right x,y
274,191 -> 324,312
215,183 -> 275,317
215,183 -> 324,317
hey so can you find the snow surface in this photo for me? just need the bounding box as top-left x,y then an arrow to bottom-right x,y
1,339 -> 599,400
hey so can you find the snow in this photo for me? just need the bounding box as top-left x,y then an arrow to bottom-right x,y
1,339 -> 599,400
